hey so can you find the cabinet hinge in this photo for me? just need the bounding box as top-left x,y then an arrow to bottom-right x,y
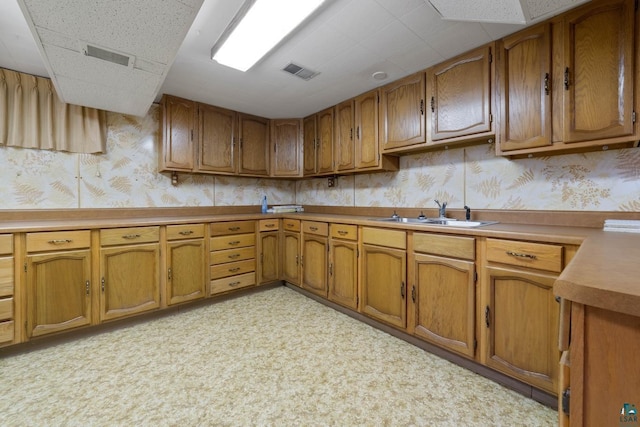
24,262 -> 27,273
474,271 -> 478,283
474,338 -> 477,351
489,114 -> 493,123
489,52 -> 493,63
356,296 -> 359,306
633,111 -> 636,123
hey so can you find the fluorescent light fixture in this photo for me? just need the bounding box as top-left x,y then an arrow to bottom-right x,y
211,0 -> 325,72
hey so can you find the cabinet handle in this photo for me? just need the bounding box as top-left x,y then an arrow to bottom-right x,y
228,281 -> 241,287
228,240 -> 241,245
85,280 -> 90,295
400,281 -> 405,299
122,234 -> 141,239
295,254 -> 299,265
485,306 -> 491,327
411,285 -> 416,302
178,230 -> 194,236
564,67 -> 570,90
101,277 -> 105,292
309,226 -> 318,232
356,126 -> 360,140
506,250 -> 537,260
420,99 -> 424,115
544,73 -> 550,95
48,239 -> 72,245
337,230 -> 348,236
300,255 -> 303,267
228,226 -> 241,231
329,263 -> 333,276
350,128 -> 353,140
430,96 -> 435,112
228,253 -> 240,259
168,267 -> 172,281
229,267 -> 241,272
265,224 -> 276,228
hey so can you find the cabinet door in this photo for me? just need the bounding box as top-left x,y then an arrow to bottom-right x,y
335,100 -> 355,171
167,239 -> 205,305
428,45 -> 493,142
563,0 -> 635,143
258,232 -> 279,284
26,250 -> 92,337
380,72 -> 426,151
100,243 -> 160,321
411,253 -> 475,357
354,90 -> 380,169
238,113 -> 270,176
271,119 -> 302,177
282,232 -> 301,286
301,235 -> 327,297
361,244 -> 407,328
317,107 -> 334,174
303,114 -> 317,175
160,95 -> 195,171
197,103 -> 236,174
497,24 -> 552,151
328,239 -> 358,310
484,265 -> 559,393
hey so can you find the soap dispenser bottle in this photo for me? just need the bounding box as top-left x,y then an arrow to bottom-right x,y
261,195 -> 268,213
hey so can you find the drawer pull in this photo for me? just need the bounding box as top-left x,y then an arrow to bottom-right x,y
309,226 -> 318,231
265,224 -> 276,228
228,240 -> 241,246
337,230 -> 348,236
228,281 -> 241,287
122,234 -> 141,240
506,250 -> 537,260
178,230 -> 194,236
229,267 -> 241,272
228,226 -> 241,231
48,239 -> 72,245
228,254 -> 240,259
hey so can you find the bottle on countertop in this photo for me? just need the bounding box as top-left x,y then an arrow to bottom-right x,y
261,195 -> 268,213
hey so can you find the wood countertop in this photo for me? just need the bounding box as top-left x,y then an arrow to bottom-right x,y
0,209 -> 637,317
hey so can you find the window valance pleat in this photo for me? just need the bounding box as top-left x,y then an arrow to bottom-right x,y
0,67 -> 106,153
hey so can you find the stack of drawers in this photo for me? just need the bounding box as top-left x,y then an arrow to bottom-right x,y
0,234 -> 14,345
210,221 -> 256,295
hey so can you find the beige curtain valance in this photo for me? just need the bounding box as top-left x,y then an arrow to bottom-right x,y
0,68 -> 106,153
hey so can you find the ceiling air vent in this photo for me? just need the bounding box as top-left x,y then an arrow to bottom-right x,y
283,62 -> 319,81
83,44 -> 133,68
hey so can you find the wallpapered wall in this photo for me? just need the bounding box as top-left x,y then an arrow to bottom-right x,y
0,104 -> 638,211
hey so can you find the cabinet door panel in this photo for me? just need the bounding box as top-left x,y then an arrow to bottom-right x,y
355,90 -> 380,169
335,100 -> 355,171
259,232 -> 279,284
271,119 -> 302,177
563,0 -> 635,142
317,108 -> 334,174
380,72 -> 426,150
303,115 -> 317,175
302,235 -> 327,297
282,232 -> 301,285
329,239 -> 358,310
161,95 -> 195,171
27,250 -> 91,337
167,239 -> 205,305
238,114 -> 269,176
198,104 -> 236,173
412,254 -> 475,357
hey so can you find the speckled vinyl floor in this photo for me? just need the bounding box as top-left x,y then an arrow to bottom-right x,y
0,286 -> 556,426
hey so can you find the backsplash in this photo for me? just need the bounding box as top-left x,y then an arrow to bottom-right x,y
0,105 -> 638,211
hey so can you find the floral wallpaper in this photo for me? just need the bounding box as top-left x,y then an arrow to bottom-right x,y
0,104 -> 638,211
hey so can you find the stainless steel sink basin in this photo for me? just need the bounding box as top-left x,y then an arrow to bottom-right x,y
371,217 -> 498,228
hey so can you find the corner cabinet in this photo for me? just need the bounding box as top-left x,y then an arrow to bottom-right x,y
165,224 -> 205,306
360,227 -> 407,329
99,227 -> 160,322
427,44 -> 495,147
160,94 -> 196,172
380,72 -> 426,153
25,230 -> 92,337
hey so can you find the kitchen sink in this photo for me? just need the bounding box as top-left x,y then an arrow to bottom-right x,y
371,217 -> 498,228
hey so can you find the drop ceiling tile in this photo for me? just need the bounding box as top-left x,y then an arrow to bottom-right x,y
387,42 -> 444,73
427,22 -> 492,58
480,22 -> 527,40
359,20 -> 424,60
282,23 -> 353,70
326,0 -> 396,43
399,3 -> 456,41
375,0 -> 428,18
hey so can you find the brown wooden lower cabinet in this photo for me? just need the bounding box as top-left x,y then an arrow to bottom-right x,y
258,219 -> 280,284
328,224 -> 358,310
166,224 -> 206,306
209,221 -> 256,296
301,221 -> 328,297
281,220 -> 301,286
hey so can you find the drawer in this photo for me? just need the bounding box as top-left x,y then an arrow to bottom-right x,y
167,224 -> 205,240
259,219 -> 280,232
100,226 -> 159,246
282,219 -> 300,232
211,221 -> 256,236
210,259 -> 255,280
27,230 -> 91,252
362,227 -> 406,250
210,247 -> 255,265
0,257 -> 13,298
486,238 -> 563,273
330,224 -> 357,241
210,272 -> 255,295
0,298 -> 13,321
0,321 -> 14,344
303,221 -> 328,236
0,235 -> 12,255
413,233 -> 475,260
210,233 -> 255,251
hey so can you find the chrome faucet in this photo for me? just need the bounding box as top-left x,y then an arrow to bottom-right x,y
434,199 -> 447,218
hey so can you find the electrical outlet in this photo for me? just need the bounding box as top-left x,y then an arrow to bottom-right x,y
328,177 -> 335,187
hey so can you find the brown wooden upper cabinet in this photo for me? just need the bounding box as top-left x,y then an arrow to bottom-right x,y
160,95 -> 196,172
270,119 -> 302,177
303,114 -> 317,176
197,103 -> 237,174
427,44 -> 494,146
497,0 -> 638,156
334,99 -> 356,172
380,72 -> 426,153
238,113 -> 270,177
303,108 -> 334,176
